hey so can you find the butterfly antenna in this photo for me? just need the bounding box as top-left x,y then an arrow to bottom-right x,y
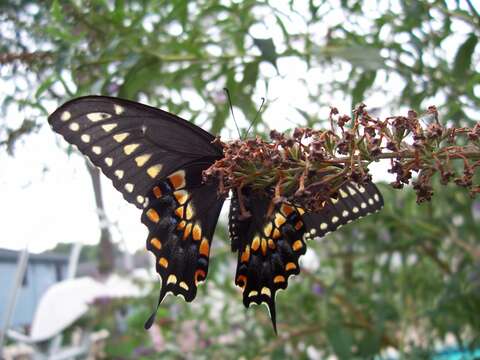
244,97 -> 265,139
223,88 -> 242,138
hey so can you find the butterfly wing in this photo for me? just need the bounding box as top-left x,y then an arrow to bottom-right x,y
301,182 -> 384,239
229,181 -> 383,332
142,162 -> 225,327
48,96 -> 222,208
49,96 -> 225,327
229,188 -> 307,333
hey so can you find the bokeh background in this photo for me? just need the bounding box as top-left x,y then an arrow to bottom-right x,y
1,1 -> 479,359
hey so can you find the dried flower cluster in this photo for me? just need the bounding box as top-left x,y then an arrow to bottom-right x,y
204,104 -> 480,210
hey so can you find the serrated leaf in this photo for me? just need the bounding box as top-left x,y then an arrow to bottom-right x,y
253,37 -> 278,69
453,33 -> 478,81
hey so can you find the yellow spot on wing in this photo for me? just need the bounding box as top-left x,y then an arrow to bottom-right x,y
102,123 -> 117,132
60,111 -> 71,121
104,157 -> 113,167
114,169 -> 124,179
274,275 -> 285,283
185,203 -> 194,220
135,154 -> 151,167
174,190 -> 189,205
339,189 -> 348,198
92,146 -> 102,155
175,207 -> 184,219
251,235 -> 260,251
248,290 -> 258,298
263,223 -> 273,237
87,112 -> 111,122
69,122 -> 79,131
199,238 -> 210,257
114,104 -> 124,115
124,183 -> 134,193
168,170 -> 186,189
147,164 -> 162,179
146,209 -> 160,223
183,223 -> 192,240
261,287 -> 271,297
192,224 -> 202,241
150,237 -> 161,250
268,239 -> 276,249
274,213 -> 286,228
296,207 -> 305,215
167,274 -> 177,284
159,257 -> 168,268
81,134 -> 91,143
320,223 -> 328,230
124,143 -> 140,155
179,281 -> 189,291
113,132 -> 129,143
347,186 -> 356,195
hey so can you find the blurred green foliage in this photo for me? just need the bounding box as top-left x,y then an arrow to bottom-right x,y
1,0 -> 480,358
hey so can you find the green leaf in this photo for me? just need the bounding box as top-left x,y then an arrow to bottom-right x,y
321,45 -> 386,71
253,37 -> 278,70
118,57 -> 162,99
352,71 -> 376,107
50,0 -> 63,23
326,322 -> 353,359
453,33 -> 478,81
35,75 -> 56,100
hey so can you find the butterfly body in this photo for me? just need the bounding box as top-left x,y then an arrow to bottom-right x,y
48,96 -> 384,332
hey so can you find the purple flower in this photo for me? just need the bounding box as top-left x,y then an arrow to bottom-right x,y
312,283 -> 325,296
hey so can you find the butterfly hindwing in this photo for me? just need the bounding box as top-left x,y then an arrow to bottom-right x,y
142,162 -> 225,327
229,181 -> 383,332
229,189 -> 307,333
48,96 -> 222,208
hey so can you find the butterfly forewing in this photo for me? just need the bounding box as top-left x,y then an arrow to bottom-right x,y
48,96 -> 222,208
301,182 -> 384,240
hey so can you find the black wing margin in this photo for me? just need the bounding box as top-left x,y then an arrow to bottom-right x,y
48,96 -> 222,208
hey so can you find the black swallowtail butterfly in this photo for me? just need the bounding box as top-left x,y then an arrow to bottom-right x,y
48,96 -> 383,332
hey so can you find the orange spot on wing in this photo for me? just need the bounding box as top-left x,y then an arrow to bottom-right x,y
153,186 -> 162,198
192,224 -> 202,241
199,238 -> 210,257
150,237 -> 161,250
272,228 -> 281,239
294,221 -> 303,230
280,204 -> 295,217
251,236 -> 260,251
185,203 -> 194,220
146,209 -> 160,223
286,262 -> 297,271
168,170 -> 186,189
261,238 -> 267,255
183,223 -> 192,240
296,207 -> 305,215
241,245 -> 250,263
176,220 -> 186,230
159,257 -> 168,268
263,223 -> 273,237
274,213 -> 286,228
195,269 -> 206,284
292,240 -> 303,251
268,239 -> 276,249
274,275 -> 285,283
